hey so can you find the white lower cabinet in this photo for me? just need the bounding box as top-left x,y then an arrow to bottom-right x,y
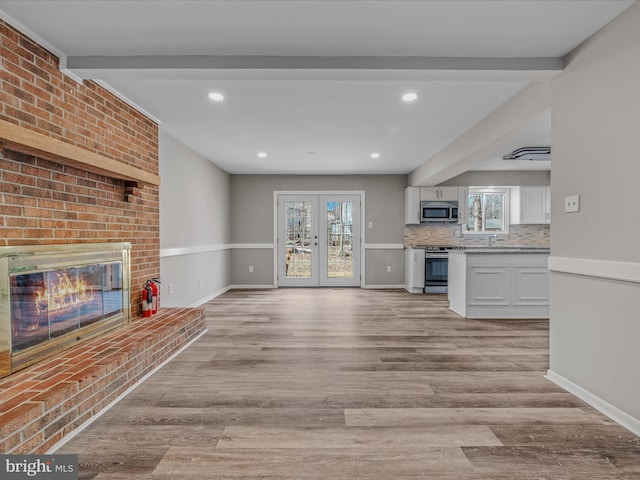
404,248 -> 425,293
448,251 -> 549,318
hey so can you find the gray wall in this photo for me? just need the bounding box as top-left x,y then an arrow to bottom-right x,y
439,170 -> 550,187
549,2 -> 640,428
230,174 -> 407,287
159,130 -> 231,306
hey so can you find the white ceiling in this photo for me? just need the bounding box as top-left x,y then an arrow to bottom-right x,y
0,0 -> 635,179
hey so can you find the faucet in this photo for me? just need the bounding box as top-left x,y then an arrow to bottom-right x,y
488,234 -> 501,247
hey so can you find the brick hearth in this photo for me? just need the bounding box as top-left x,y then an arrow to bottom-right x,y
0,308 -> 205,454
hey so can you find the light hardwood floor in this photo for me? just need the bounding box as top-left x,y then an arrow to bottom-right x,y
58,289 -> 640,479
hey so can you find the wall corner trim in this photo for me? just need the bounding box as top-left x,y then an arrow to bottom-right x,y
160,243 -> 277,258
545,369 -> 640,437
160,244 -> 231,257
548,256 -> 640,284
364,243 -> 405,250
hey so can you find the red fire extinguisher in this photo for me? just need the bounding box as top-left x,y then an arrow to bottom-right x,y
142,281 -> 153,317
150,278 -> 160,314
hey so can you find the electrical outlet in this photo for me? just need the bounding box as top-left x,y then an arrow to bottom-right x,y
368,221 -> 373,229
168,283 -> 174,295
386,265 -> 392,273
565,194 -> 580,213
197,279 -> 202,288
249,265 -> 254,273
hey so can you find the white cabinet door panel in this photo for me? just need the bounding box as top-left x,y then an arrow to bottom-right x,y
513,267 -> 550,305
510,186 -> 550,225
404,187 -> 421,224
468,266 -> 510,305
421,187 -> 458,201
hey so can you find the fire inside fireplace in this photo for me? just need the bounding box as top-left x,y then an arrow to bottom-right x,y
1,243 -> 131,378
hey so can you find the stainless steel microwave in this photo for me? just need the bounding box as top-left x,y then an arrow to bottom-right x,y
420,201 -> 459,223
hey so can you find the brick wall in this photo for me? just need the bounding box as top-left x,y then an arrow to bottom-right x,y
0,20 -> 159,312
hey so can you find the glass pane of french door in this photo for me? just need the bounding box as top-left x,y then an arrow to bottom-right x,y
284,200 -> 313,280
278,195 -> 318,287
325,200 -> 354,279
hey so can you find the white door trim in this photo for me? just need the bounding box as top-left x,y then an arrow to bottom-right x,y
274,190 -> 366,288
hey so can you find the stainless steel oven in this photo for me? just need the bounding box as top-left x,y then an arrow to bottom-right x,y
424,246 -> 450,294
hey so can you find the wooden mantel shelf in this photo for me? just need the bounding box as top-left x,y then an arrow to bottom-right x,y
0,119 -> 161,186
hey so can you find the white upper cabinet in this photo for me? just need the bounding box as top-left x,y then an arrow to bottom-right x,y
404,186 -> 421,224
510,186 -> 551,225
457,186 -> 469,225
545,186 -> 551,224
420,187 -> 458,201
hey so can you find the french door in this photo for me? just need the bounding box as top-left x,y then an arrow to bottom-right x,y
277,194 -> 361,287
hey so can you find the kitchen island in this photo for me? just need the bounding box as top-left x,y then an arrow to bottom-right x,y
448,248 -> 550,319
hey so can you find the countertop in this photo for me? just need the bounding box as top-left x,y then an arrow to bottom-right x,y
448,247 -> 550,255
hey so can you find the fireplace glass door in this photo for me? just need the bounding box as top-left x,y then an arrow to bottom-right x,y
10,262 -> 124,354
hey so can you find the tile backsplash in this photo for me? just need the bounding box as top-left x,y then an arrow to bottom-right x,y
404,224 -> 550,248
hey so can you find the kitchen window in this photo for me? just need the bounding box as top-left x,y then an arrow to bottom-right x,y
466,188 -> 509,234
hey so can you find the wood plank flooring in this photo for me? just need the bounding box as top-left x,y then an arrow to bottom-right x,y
57,289 -> 640,479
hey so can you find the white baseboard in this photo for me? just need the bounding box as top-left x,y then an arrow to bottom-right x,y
190,286 -> 232,307
229,284 -> 276,290
404,286 -> 425,294
363,284 -> 405,289
546,369 -> 640,437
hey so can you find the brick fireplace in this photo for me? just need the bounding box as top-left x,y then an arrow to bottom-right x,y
0,20 -> 206,454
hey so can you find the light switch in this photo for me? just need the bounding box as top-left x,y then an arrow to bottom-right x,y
368,222 -> 373,229
565,194 -> 580,213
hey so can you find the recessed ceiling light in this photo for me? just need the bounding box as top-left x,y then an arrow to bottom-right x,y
208,92 -> 225,102
370,152 -> 380,159
257,152 -> 267,158
402,92 -> 418,102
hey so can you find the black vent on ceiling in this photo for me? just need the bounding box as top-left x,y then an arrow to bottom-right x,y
502,147 -> 551,161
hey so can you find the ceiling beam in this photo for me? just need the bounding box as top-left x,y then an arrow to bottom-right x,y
408,81 -> 551,186
63,55 -> 564,78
